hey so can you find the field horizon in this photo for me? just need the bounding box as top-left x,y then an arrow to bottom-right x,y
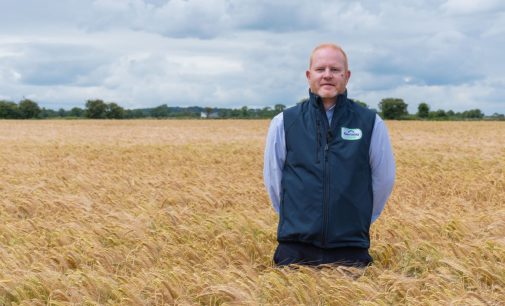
1,119 -> 504,305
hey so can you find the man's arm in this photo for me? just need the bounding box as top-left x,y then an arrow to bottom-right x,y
263,113 -> 286,213
369,114 -> 396,222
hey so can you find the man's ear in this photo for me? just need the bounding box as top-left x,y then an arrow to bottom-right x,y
346,70 -> 351,83
306,70 -> 310,80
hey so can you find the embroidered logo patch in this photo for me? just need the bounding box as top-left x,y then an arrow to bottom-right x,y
341,127 -> 362,140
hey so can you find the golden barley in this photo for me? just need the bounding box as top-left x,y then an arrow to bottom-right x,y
0,120 -> 504,305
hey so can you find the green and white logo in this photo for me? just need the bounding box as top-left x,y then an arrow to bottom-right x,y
341,127 -> 362,140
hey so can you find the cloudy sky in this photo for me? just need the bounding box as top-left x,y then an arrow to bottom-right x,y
1,0 -> 504,114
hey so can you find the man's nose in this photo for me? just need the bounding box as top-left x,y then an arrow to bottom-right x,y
323,68 -> 332,78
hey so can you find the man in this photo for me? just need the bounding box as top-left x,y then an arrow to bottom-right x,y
263,43 -> 395,267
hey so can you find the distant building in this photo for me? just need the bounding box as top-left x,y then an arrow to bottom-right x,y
200,111 -> 220,119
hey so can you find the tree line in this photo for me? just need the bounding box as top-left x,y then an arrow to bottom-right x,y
376,98 -> 504,120
0,98 -> 503,120
0,99 -> 287,119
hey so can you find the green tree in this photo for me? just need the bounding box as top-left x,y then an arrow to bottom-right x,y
125,109 -> 147,119
219,109 -> 231,118
274,104 -> 286,113
18,99 -> 41,119
106,102 -> 125,119
151,104 -> 170,118
58,108 -> 67,117
462,109 -> 484,119
240,106 -> 249,118
417,102 -> 430,118
85,99 -> 107,118
0,100 -> 20,119
39,107 -> 58,118
204,107 -> 213,118
230,108 -> 241,118
69,107 -> 84,117
354,100 -> 368,108
430,109 -> 447,119
490,113 -> 505,120
379,98 -> 409,120
259,106 -> 274,118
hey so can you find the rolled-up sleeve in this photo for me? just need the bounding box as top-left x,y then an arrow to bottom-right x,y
263,113 -> 286,213
369,114 -> 396,223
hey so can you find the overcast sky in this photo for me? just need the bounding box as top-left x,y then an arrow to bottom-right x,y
1,0 -> 504,114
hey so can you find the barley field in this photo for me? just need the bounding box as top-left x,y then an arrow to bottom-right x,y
0,119 -> 504,305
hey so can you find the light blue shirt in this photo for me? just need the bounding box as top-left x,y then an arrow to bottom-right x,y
263,106 -> 396,223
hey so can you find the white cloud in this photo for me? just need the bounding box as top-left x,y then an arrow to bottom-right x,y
442,0 -> 505,14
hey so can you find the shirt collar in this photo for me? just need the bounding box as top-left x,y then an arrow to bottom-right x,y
326,105 -> 335,124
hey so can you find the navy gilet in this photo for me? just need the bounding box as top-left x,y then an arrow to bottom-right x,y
279,90 -> 376,249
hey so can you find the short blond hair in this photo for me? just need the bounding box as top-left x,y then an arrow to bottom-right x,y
309,43 -> 349,71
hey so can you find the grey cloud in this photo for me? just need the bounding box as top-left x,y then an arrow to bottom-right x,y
84,0 -> 231,39
2,43 -> 109,86
365,51 -> 484,86
0,1 -> 91,33
441,0 -> 505,15
143,0 -> 170,8
228,1 -> 320,32
65,1 -> 324,38
20,61 -> 97,86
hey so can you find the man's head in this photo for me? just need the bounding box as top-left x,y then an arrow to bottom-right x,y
306,43 -> 351,104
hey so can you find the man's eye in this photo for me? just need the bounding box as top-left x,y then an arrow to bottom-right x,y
316,68 -> 324,72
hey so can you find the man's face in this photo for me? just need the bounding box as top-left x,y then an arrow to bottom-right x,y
306,47 -> 350,100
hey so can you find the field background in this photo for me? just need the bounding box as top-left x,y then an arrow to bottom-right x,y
0,120 -> 504,305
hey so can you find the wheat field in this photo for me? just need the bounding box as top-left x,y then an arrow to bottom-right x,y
0,119 -> 504,305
